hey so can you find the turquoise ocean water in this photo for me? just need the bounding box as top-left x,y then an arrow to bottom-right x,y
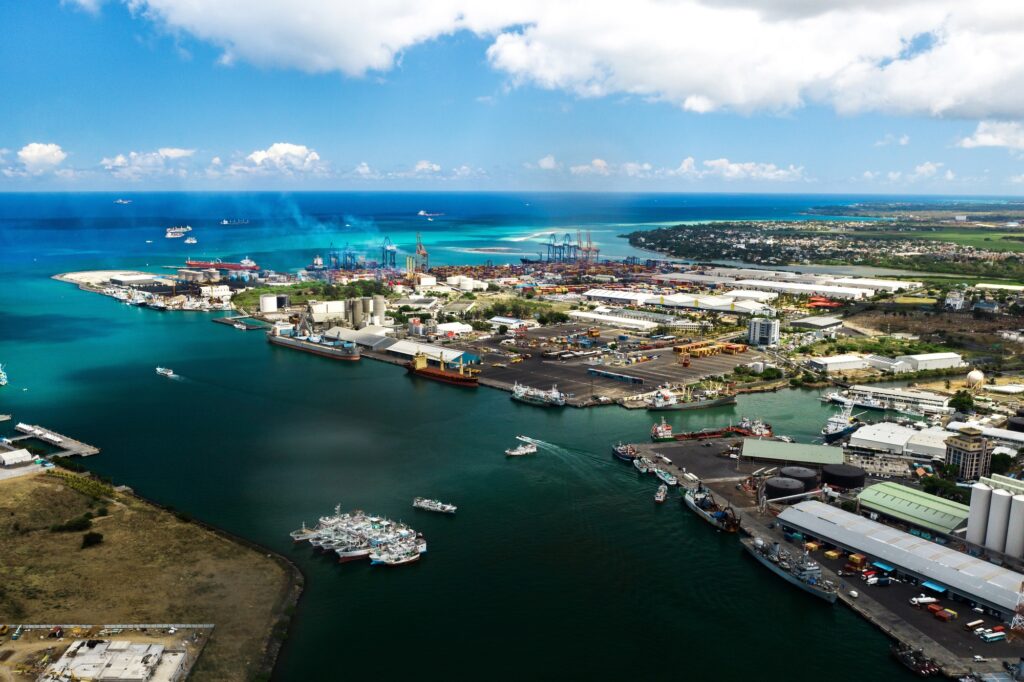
1,193 -> 930,680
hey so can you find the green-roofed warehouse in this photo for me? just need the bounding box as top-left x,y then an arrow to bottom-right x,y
856,481 -> 969,534
740,439 -> 844,466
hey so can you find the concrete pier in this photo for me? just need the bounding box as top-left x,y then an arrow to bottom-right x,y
9,425 -> 100,458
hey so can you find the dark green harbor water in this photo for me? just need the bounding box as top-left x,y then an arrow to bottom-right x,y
0,193 -> 925,680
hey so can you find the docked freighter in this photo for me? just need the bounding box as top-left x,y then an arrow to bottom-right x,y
645,387 -> 738,411
740,535 -> 838,604
683,482 -> 741,532
511,382 -> 566,407
612,442 -> 639,462
407,351 -> 478,387
267,328 -> 360,361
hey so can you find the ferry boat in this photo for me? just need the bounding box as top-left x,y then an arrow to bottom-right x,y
155,367 -> 175,378
650,417 -> 674,442
890,645 -> 940,677
219,219 -> 249,225
633,456 -> 653,474
165,231 -> 184,239
821,403 -> 862,444
683,482 -> 740,532
185,256 -> 259,271
0,364 -> 7,387
113,198 -> 132,205
612,442 -> 639,462
413,497 -> 457,514
741,535 -> 838,604
184,236 -> 197,244
654,468 -> 678,486
407,351 -> 478,387
267,329 -> 361,361
655,484 -> 668,504
511,382 -> 566,407
645,387 -> 737,411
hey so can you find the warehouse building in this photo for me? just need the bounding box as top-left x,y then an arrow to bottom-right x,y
0,449 -> 34,468
731,279 -> 871,300
721,289 -> 779,303
807,354 -> 868,373
43,640 -> 186,682
583,288 -> 656,306
856,482 -> 969,535
567,310 -> 659,331
740,439 -> 844,466
826,277 -> 922,293
779,500 -> 1024,619
789,316 -> 843,331
894,352 -> 966,372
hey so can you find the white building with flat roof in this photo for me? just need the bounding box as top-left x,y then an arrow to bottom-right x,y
583,288 -> 655,306
567,310 -> 658,331
807,354 -> 868,373
732,279 -> 871,300
826,277 -> 922,292
894,352 -> 965,372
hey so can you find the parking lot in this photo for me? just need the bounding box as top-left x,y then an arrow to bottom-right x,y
458,324 -> 764,405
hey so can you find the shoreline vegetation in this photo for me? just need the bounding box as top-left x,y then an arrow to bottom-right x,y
625,208 -> 1024,283
0,469 -> 302,682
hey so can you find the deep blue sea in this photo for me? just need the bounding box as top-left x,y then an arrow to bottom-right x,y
0,192 -> 957,680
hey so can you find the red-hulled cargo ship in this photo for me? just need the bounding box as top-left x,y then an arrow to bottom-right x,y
406,352 -> 479,387
185,257 -> 259,271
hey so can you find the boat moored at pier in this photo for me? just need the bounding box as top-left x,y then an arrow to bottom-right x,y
683,482 -> 740,532
612,442 -> 639,462
511,382 -> 567,407
740,535 -> 838,604
267,328 -> 361,361
407,352 -> 479,387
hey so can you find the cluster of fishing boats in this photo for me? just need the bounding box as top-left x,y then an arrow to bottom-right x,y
630,454 -> 679,486
290,505 -> 427,566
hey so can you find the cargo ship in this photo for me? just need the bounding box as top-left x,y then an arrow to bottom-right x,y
890,645 -> 940,677
741,535 -> 838,604
185,256 -> 259,271
671,425 -> 757,441
407,352 -> 478,387
267,329 -> 360,361
821,403 -> 862,444
645,387 -> 737,411
511,382 -> 566,407
683,482 -> 741,532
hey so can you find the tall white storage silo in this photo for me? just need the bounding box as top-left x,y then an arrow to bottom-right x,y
985,488 -> 1013,553
966,483 -> 992,546
1005,494 -> 1024,559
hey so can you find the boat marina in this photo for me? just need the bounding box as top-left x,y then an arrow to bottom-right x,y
290,505 -> 427,567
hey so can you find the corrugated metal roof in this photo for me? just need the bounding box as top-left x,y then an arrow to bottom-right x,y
779,500 -> 1024,612
386,340 -> 463,362
741,439 -> 844,465
856,482 -> 969,533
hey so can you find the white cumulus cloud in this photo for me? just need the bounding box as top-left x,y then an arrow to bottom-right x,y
959,121 -> 1024,150
100,147 -> 196,180
17,143 -> 68,174
218,142 -> 326,176
83,1 -> 1024,118
537,154 -> 558,170
570,158 -> 610,176
413,160 -> 441,174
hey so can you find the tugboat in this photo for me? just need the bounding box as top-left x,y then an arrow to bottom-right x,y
821,402 -> 863,444
407,351 -> 478,387
612,442 -> 639,462
412,497 -> 457,514
650,418 -> 674,442
741,535 -> 838,604
890,645 -> 940,677
655,484 -> 668,503
683,481 -> 741,532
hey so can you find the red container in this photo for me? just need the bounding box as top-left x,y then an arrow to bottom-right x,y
993,625 -> 1006,633
927,604 -> 944,614
935,611 -> 952,622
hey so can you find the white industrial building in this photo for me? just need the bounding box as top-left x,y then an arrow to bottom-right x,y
779,500 -> 1024,618
865,355 -> 911,374
748,317 -> 780,346
487,316 -> 536,331
583,289 -> 656,306
807,354 -> 868,373
826,277 -> 921,293
648,293 -> 772,316
435,321 -> 474,336
445,275 -> 488,291
567,310 -> 658,331
894,352 -> 965,372
845,424 -> 950,461
0,449 -> 34,468
722,289 -> 780,303
386,340 -> 468,364
732,279 -> 871,300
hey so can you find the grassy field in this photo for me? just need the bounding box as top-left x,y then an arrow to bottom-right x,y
0,472 -> 298,682
853,227 -> 1024,253
892,296 -> 938,305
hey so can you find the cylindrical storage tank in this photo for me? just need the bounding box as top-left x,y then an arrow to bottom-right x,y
985,488 -> 1013,553
362,297 -> 372,315
259,294 -> 278,314
1007,417 -> 1024,433
779,466 -> 818,490
373,295 -> 386,320
1004,494 -> 1024,559
276,294 -> 290,308
764,476 -> 804,502
967,483 -> 993,546
821,464 -> 866,490
352,303 -> 364,328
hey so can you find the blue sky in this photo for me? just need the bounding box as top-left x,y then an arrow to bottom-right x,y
3,0 -> 1024,193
